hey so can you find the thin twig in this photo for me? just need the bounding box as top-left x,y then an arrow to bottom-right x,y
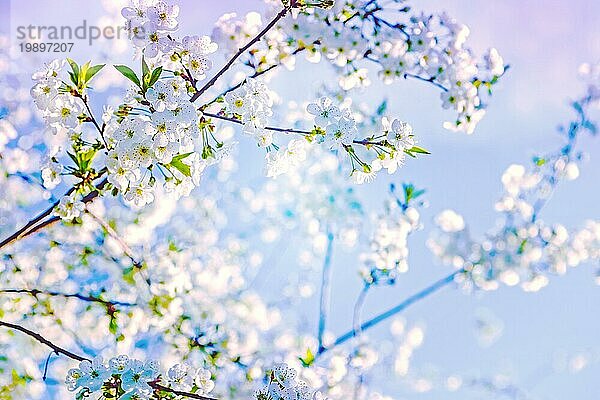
0,176 -> 107,251
0,289 -> 135,307
352,284 -> 370,339
0,320 -> 89,362
149,382 -> 217,400
85,208 -> 142,268
317,232 -> 334,353
315,269 -> 464,359
203,112 -> 311,135
206,44 -> 314,106
189,7 -> 289,103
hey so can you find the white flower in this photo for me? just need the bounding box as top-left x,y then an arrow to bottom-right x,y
127,136 -> 154,168
45,94 -> 83,135
32,59 -> 63,81
64,356 -> 110,392
182,35 -> 218,55
435,210 -> 466,232
121,359 -> 159,393
31,79 -> 60,110
194,368 -> 214,394
156,102 -> 198,126
124,177 -> 155,208
371,151 -> 406,174
146,80 -> 179,112
254,129 -> 274,147
324,117 -> 357,148
150,1 -> 179,31
225,88 -> 250,116
41,162 -> 63,189
272,363 -> 297,388
307,97 -> 342,126
167,363 -> 194,391
384,118 -> 414,150
186,55 -> 213,79
53,193 -> 85,220
109,355 -> 131,375
152,132 -> 180,163
352,169 -> 378,184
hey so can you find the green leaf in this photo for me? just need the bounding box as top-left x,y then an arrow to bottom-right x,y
122,266 -> 136,285
142,56 -> 150,79
376,99 -> 387,116
169,153 -> 193,177
67,151 -> 79,167
108,315 -> 118,334
114,65 -> 141,88
66,58 -> 79,77
84,64 -> 105,83
299,348 -> 315,367
403,183 -> 424,204
148,67 -> 163,87
533,157 -> 546,166
68,71 -> 78,86
407,146 -> 430,154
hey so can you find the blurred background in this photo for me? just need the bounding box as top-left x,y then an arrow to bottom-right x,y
3,0 -> 600,398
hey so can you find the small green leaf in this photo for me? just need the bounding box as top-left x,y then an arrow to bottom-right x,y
114,65 -> 141,88
148,67 -> 163,87
299,348 -> 315,367
84,64 -> 105,83
533,157 -> 546,166
376,99 -> 387,116
66,58 -> 79,77
68,71 -> 78,86
169,153 -> 193,177
142,56 -> 150,79
407,146 -> 430,154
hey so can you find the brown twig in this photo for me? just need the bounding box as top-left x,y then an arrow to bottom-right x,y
0,176 -> 108,251
189,7 -> 289,103
85,208 -> 142,268
0,320 -> 89,362
0,289 -> 135,307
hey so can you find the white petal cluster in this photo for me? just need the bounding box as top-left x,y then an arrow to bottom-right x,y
360,193 -> 422,285
65,355 -> 213,399
31,60 -> 84,136
225,78 -> 275,146
307,97 -> 357,150
254,364 -> 327,400
122,0 -> 180,58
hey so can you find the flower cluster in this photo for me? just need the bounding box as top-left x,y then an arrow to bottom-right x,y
224,78 -> 275,146
428,79 -> 600,291
304,97 -> 423,183
307,97 -> 357,150
213,0 -> 507,134
65,355 -> 214,399
31,60 -> 82,137
106,93 -> 205,206
254,364 -> 326,400
122,0 -> 180,58
359,184 -> 424,285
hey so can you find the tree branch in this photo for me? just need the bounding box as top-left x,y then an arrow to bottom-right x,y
0,320 -> 89,362
0,289 -> 135,307
189,7 -> 289,103
317,232 -> 334,353
315,269 -> 465,359
203,112 -> 312,135
0,176 -> 107,251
